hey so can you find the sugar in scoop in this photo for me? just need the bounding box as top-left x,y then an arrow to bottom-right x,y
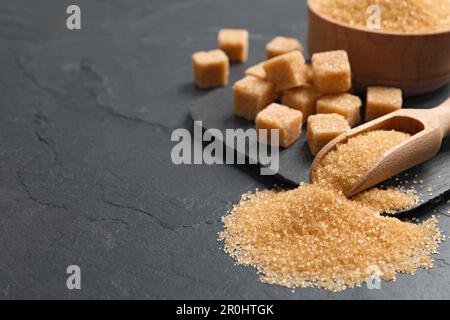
312,130 -> 411,194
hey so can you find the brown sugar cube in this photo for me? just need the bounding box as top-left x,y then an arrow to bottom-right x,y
266,36 -> 303,59
245,63 -> 283,103
263,51 -> 307,91
218,28 -> 249,63
256,103 -> 303,148
307,113 -> 350,156
245,62 -> 266,79
192,49 -> 229,89
316,93 -> 362,127
312,50 -> 351,94
282,86 -> 322,123
233,76 -> 276,121
366,87 -> 403,121
305,63 -> 314,83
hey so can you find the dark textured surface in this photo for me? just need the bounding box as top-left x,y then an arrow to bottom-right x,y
1,0 -> 450,299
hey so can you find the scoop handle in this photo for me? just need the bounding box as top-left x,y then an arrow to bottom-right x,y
434,98 -> 450,138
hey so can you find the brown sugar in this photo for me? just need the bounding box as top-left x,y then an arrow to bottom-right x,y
233,76 -> 276,121
220,25 -> 443,290
311,0 -> 450,33
282,86 -> 322,123
245,62 -> 266,80
255,103 -> 303,148
312,130 -> 411,193
220,129 -> 443,291
192,49 -> 229,89
352,187 -> 418,214
220,184 -> 442,292
263,51 -> 308,91
266,36 -> 303,59
304,64 -> 314,83
311,50 -> 351,94
366,87 -> 403,121
218,28 -> 249,63
307,113 -> 350,156
316,93 -> 362,127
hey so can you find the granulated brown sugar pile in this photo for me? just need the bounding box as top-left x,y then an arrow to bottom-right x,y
312,130 -> 411,194
312,0 -> 450,33
352,187 -> 418,214
220,130 -> 442,292
220,185 -> 440,291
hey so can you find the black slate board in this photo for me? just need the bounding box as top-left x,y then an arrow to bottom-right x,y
190,86 -> 450,214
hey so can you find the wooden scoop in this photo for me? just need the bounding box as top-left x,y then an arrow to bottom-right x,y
310,97 -> 450,197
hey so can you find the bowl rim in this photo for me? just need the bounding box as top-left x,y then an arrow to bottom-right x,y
307,0 -> 450,37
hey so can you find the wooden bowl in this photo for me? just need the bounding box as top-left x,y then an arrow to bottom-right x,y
307,0 -> 450,97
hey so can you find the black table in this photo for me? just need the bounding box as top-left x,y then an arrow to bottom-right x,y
1,0 -> 449,299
